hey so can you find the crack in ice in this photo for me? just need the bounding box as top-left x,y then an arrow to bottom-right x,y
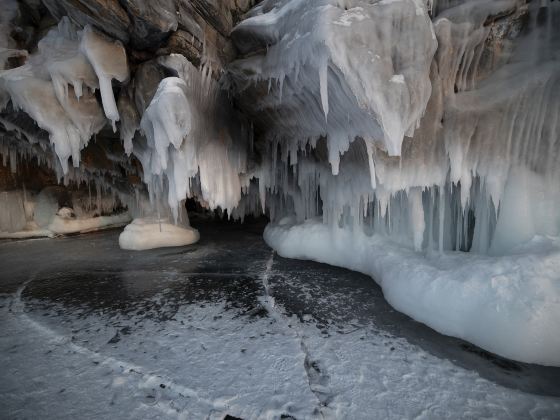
258,252 -> 335,418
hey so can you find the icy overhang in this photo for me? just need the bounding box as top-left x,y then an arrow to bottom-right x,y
227,0 -> 437,173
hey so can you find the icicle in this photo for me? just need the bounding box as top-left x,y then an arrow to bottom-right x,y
319,63 -> 329,121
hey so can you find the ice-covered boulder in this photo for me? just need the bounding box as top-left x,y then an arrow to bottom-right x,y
118,218 -> 199,251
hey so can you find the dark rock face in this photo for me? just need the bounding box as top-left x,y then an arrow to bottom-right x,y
42,0 -> 132,43
40,0 -> 253,61
121,0 -> 178,50
156,29 -> 203,67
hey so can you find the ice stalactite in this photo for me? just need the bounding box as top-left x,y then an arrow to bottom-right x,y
228,0 -> 436,173
0,18 -> 127,173
130,54 -> 252,222
79,25 -> 128,130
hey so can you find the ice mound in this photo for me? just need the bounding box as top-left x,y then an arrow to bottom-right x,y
265,219 -> 560,366
118,218 -> 200,251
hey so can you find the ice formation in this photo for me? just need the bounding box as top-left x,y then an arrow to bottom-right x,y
130,55 -> 251,223
227,0 -> 560,256
0,17 -> 127,172
228,0 -> 437,171
227,0 -> 560,365
79,25 -> 128,130
0,190 -> 28,233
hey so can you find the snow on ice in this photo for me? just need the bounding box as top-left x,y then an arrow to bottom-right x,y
1,0 -> 560,365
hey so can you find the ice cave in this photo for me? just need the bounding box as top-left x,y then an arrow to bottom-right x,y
1,0 -> 560,418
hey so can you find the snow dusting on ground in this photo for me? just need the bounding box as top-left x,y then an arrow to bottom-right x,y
1,225 -> 559,419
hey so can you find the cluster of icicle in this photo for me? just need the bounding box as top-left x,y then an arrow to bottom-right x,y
1,0 -> 559,256
119,54 -> 254,224
0,11 -> 255,227
0,17 -> 128,173
228,0 -> 560,256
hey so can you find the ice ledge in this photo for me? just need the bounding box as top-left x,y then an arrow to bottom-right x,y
264,219 -> 560,367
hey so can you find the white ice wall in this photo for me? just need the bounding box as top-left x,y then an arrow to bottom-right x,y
229,0 -> 560,256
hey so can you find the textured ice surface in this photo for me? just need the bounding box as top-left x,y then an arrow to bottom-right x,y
1,0 -> 560,369
1,228 -> 559,419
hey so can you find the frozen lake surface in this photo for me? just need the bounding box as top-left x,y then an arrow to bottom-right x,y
1,220 -> 559,419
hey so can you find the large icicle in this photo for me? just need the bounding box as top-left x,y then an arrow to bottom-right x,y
80,25 -> 128,130
228,0 -> 437,166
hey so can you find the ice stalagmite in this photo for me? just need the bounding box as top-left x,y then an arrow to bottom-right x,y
118,55 -> 253,249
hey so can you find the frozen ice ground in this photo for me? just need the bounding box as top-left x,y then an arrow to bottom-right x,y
1,221 -> 559,419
